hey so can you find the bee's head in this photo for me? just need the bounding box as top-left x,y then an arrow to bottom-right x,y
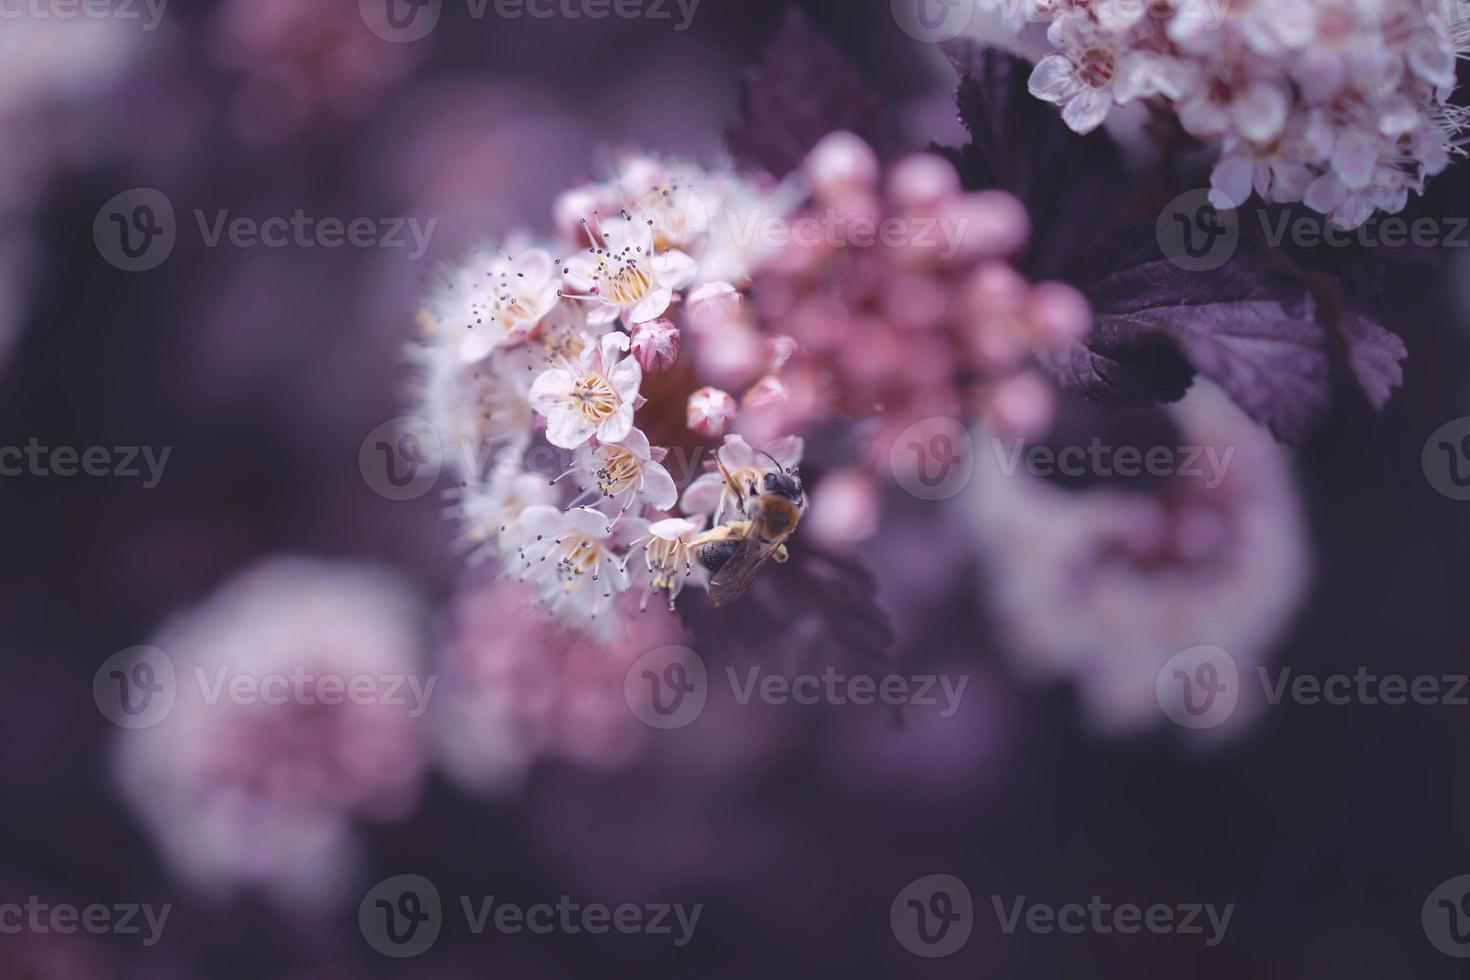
762,468 -> 803,503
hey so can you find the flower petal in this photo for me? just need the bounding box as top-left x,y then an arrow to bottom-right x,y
1028,55 -> 1082,104
597,404 -> 635,445
680,472 -> 724,517
1061,88 -> 1111,135
641,462 -> 679,511
630,287 -> 674,324
545,410 -> 596,450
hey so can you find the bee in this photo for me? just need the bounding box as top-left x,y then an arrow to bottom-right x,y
693,452 -> 806,607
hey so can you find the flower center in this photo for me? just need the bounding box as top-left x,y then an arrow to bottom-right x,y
595,447 -> 641,496
1078,49 -> 1115,89
556,534 -> 602,584
569,374 -> 620,424
492,296 -> 535,332
603,263 -> 654,306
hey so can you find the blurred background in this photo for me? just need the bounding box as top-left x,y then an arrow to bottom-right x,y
3,0 -> 1470,977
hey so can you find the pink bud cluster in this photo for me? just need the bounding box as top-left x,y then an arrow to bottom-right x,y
729,132 -> 1091,451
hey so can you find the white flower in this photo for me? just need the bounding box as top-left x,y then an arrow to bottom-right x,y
1028,15 -> 1124,135
449,466 -> 558,564
528,331 -> 643,449
1303,167 -> 1410,229
622,516 -> 711,611
509,505 -> 630,639
414,339 -> 534,479
614,155 -> 714,255
679,433 -> 804,524
555,427 -> 678,528
560,214 -> 697,326
428,246 -> 561,363
699,174 -> 805,284
1022,0 -> 1470,220
1178,73 -> 1290,143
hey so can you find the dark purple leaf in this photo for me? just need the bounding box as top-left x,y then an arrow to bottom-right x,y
679,541 -> 896,678
1077,223 -> 1331,442
726,10 -> 891,180
1341,313 -> 1407,410
1039,321 -> 1196,409
935,44 -> 1348,440
1237,202 -> 1411,412
933,41 -> 1126,278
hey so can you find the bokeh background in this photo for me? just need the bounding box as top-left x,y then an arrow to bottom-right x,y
4,0 -> 1470,977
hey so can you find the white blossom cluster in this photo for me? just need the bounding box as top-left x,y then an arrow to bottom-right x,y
411,154 -> 802,640
1011,0 -> 1470,227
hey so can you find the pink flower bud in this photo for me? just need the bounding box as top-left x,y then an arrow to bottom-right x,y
694,320 -> 764,389
984,371 -> 1054,439
765,334 -> 798,372
888,154 -> 961,212
961,263 -> 1031,369
630,318 -> 680,373
940,190 -> 1031,261
742,375 -> 788,410
1024,281 -> 1092,349
805,131 -> 880,200
685,281 -> 742,333
807,469 -> 879,547
687,387 -> 738,439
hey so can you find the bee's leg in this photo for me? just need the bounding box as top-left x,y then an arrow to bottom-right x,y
715,460 -> 745,518
773,544 -> 789,563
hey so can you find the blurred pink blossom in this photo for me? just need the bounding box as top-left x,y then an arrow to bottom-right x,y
969,383 -> 1312,735
431,578 -> 685,795
209,0 -> 423,146
113,557 -> 430,909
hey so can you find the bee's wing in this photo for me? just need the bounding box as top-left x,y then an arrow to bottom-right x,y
707,519 -> 782,608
